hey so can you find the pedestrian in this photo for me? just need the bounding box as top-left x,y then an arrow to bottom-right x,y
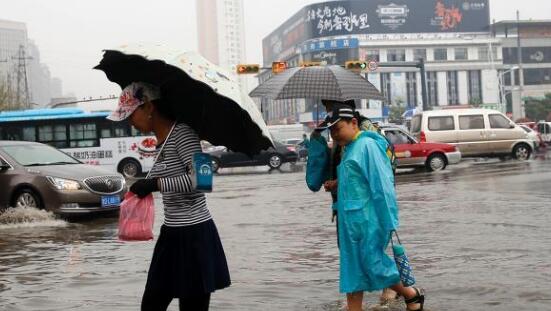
107,82 -> 231,311
306,99 -> 399,304
317,104 -> 425,311
299,133 -> 310,148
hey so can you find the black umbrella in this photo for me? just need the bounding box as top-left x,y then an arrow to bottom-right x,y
249,65 -> 384,101
94,46 -> 273,156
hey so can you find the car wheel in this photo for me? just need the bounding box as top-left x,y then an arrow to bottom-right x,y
13,189 -> 43,209
119,159 -> 141,178
426,153 -> 447,172
211,158 -> 221,173
513,144 -> 531,161
268,154 -> 283,169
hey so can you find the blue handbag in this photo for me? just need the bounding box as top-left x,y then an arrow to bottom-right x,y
390,230 -> 416,287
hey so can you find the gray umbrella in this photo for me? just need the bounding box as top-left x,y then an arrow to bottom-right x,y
249,65 -> 384,101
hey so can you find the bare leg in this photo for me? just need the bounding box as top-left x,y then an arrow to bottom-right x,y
380,288 -> 398,304
346,291 -> 364,311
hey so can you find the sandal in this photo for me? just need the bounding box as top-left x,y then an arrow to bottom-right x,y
404,287 -> 425,311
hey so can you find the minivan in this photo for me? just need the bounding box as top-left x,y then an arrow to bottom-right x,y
410,109 -> 533,160
0,141 -> 126,215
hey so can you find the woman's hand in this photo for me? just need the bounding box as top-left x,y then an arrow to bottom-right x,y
130,178 -> 159,198
323,179 -> 338,192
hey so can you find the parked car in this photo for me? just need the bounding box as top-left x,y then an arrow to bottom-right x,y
536,121 -> 551,144
410,109 -> 533,160
380,126 -> 462,171
0,141 -> 126,215
519,125 -> 542,151
207,141 -> 298,172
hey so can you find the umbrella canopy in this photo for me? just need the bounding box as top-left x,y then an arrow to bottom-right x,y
94,44 -> 273,156
249,65 -> 384,102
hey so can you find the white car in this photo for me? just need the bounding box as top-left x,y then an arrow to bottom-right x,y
519,125 -> 541,151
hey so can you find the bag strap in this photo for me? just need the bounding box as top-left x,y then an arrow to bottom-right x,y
389,230 -> 402,248
145,122 -> 177,179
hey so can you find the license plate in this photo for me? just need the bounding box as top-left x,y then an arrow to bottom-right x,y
101,195 -> 121,207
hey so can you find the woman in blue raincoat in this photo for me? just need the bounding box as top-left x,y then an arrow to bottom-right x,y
317,104 -> 425,311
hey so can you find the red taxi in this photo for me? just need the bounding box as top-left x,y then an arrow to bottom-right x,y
380,126 -> 462,171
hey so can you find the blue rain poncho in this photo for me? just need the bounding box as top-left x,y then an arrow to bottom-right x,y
336,131 -> 400,293
305,134 -> 331,192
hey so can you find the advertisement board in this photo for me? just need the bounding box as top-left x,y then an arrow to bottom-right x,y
263,0 -> 490,63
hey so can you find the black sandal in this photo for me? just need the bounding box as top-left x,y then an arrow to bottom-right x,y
404,287 -> 425,311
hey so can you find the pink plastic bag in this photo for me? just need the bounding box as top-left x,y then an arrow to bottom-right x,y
118,192 -> 155,241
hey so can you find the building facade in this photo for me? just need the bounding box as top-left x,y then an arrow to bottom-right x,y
196,0 -> 248,91
493,20 -> 551,120
260,0 -> 508,125
0,19 -> 59,109
0,19 -> 29,108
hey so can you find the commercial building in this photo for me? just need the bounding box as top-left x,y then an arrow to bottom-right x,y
492,20 -> 551,119
259,0 -> 509,125
196,0 -> 248,91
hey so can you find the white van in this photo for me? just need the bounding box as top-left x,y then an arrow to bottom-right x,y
410,109 -> 533,160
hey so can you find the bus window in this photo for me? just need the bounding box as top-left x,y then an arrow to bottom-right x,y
131,126 -> 152,137
69,123 -> 98,147
114,124 -> 130,137
22,127 -> 36,141
4,127 -> 22,141
38,125 -> 68,148
101,127 -> 113,138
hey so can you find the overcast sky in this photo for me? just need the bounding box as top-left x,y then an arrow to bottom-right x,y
3,0 -> 551,100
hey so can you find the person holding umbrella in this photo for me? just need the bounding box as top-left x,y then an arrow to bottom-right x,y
306,99 -> 399,305
316,104 -> 425,311
107,82 -> 231,311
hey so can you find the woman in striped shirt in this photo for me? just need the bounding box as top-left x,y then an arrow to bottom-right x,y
107,82 -> 230,311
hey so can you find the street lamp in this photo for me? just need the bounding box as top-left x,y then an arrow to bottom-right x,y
498,65 -> 519,113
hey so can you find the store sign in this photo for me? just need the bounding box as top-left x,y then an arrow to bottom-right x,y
300,38 -> 359,53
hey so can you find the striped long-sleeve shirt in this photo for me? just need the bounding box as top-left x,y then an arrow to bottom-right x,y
148,123 -> 211,227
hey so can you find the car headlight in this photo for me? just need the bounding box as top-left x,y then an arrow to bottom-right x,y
47,177 -> 82,191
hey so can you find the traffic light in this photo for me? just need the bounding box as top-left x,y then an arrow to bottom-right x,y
300,61 -> 322,67
272,61 -> 288,74
345,61 -> 368,71
236,64 -> 260,74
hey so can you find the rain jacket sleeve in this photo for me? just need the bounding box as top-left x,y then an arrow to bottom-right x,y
305,134 -> 330,192
359,134 -> 399,232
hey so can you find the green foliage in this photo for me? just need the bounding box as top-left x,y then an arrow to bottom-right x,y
389,100 -> 406,122
525,93 -> 551,122
469,98 -> 483,108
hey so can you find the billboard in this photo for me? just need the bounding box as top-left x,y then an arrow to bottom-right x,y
263,0 -> 490,63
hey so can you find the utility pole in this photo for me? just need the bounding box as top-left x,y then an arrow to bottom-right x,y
516,10 -> 525,119
12,44 -> 33,109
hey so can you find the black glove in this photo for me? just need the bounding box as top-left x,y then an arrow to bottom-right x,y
130,178 -> 159,198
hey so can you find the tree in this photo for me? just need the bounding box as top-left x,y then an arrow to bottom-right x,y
469,98 -> 483,108
389,98 -> 406,122
525,93 -> 551,122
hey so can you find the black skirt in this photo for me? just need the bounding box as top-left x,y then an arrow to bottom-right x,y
144,219 -> 231,297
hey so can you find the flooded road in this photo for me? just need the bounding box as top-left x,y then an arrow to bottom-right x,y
1,156 -> 550,310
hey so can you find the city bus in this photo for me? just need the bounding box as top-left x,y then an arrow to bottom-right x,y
0,108 -> 156,178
